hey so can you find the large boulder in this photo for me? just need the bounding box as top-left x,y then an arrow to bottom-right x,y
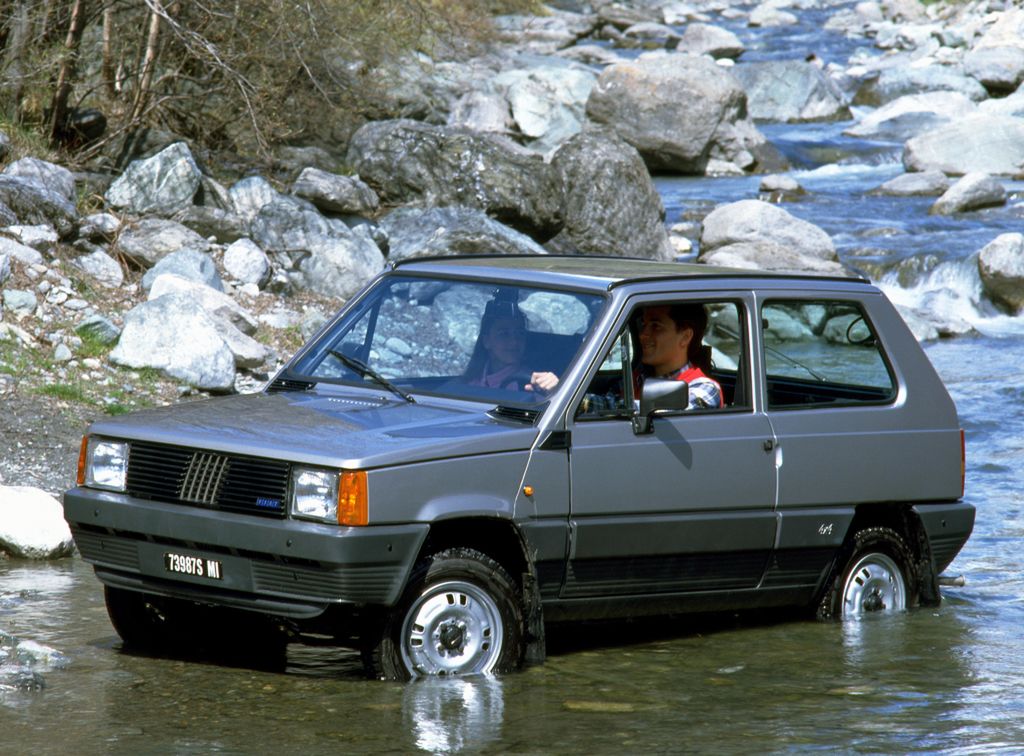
148,273 -> 257,334
585,53 -> 780,175
229,176 -> 283,224
292,168 -> 380,216
347,119 -> 563,240
978,233 -> 1024,312
0,486 -> 75,559
929,173 -> 1006,215
114,217 -> 211,268
698,199 -> 845,274
110,293 -> 238,391
732,61 -> 849,123
843,91 -> 977,141
251,196 -> 385,299
0,175 -> 77,238
105,141 -> 203,216
964,46 -> 1024,94
2,158 -> 75,202
871,170 -> 951,197
675,23 -> 745,59
903,114 -> 1024,176
380,206 -> 548,261
141,247 -> 223,292
853,64 -> 989,107
548,130 -> 674,260
493,65 -> 597,153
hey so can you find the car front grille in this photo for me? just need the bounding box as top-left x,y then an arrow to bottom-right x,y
126,441 -> 290,518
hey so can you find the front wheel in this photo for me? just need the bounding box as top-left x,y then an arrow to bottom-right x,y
817,527 -> 918,620
364,548 -> 525,680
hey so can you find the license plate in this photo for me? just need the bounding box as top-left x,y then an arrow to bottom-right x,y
164,552 -> 223,580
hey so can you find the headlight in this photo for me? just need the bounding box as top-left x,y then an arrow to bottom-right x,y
78,437 -> 129,491
290,467 -> 368,526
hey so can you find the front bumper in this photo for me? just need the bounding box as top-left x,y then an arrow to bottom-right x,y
63,487 -> 429,618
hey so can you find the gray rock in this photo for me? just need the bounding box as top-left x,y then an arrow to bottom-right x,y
292,168 -> 380,215
495,66 -> 596,153
965,45 -> 1024,94
114,217 -> 210,268
0,236 -> 44,266
70,247 -> 125,288
872,170 -> 951,197
733,61 -> 849,123
148,273 -> 257,335
979,87 -> 1024,118
300,308 -> 329,341
585,53 -> 778,175
223,238 -> 271,287
105,141 -> 203,216
3,224 -> 58,253
854,64 -> 988,106
347,119 -> 563,241
0,175 -> 77,238
903,114 -> 1024,176
229,176 -> 284,224
174,205 -> 247,244
381,206 -> 548,261
2,157 -> 76,202
748,4 -> 798,27
675,23 -> 745,59
844,91 -> 977,140
0,202 -> 15,227
141,247 -> 223,292
2,289 -> 38,318
548,129 -> 674,260
621,22 -> 681,47
75,314 -> 121,345
0,486 -> 75,559
759,174 -> 806,200
494,11 -> 593,53
0,131 -> 9,161
53,343 -> 73,362
978,232 -> 1024,312
699,199 -> 844,274
197,174 -> 236,212
447,90 -> 514,134
555,44 -> 623,67
597,3 -> 654,30
78,212 -> 121,242
929,172 -> 1006,215
110,293 -> 237,391
0,253 -> 8,286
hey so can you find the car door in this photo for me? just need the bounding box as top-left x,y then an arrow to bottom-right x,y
562,294 -> 778,599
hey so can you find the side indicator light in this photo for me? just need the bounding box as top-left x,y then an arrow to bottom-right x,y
77,436 -> 89,485
338,470 -> 368,526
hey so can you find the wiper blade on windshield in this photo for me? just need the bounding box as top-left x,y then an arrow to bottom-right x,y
329,349 -> 416,403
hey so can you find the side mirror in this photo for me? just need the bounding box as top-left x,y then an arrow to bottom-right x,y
632,378 -> 689,434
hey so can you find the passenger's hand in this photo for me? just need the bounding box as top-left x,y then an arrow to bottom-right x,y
526,371 -> 559,393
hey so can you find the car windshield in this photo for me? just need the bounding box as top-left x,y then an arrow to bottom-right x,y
289,274 -> 606,406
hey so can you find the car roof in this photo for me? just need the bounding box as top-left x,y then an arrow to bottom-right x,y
391,254 -> 869,292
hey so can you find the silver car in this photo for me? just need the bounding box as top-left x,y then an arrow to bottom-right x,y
64,256 -> 974,679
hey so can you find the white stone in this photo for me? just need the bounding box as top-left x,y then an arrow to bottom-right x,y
0,486 -> 75,559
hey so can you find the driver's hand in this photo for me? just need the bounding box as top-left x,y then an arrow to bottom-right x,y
525,371 -> 559,393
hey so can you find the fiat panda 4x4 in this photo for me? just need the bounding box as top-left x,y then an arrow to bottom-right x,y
64,256 -> 974,679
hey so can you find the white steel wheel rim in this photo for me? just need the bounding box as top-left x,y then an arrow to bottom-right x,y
400,580 -> 503,677
841,552 -> 906,617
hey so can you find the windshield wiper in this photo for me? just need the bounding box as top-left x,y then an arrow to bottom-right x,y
329,349 -> 415,403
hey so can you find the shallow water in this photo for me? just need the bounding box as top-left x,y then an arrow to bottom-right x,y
7,2 -> 1024,752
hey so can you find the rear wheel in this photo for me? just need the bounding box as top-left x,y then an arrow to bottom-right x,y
364,547 -> 525,680
817,527 -> 918,620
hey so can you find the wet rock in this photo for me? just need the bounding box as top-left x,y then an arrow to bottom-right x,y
381,206 -> 546,261
292,168 -> 380,216
929,172 -> 1006,215
675,23 -> 745,59
903,114 -> 1024,176
114,217 -> 210,268
964,46 -> 1024,94
347,119 -> 563,241
733,61 -> 849,123
105,141 -> 203,216
223,238 -> 271,287
586,53 -> 775,175
699,199 -> 845,274
844,92 -> 978,141
548,130 -> 674,260
141,248 -> 223,292
759,174 -> 806,201
110,293 -> 237,391
0,236 -> 44,267
75,314 -> 121,345
872,170 -> 951,197
70,246 -> 124,288
0,486 -> 74,559
978,232 -> 1024,312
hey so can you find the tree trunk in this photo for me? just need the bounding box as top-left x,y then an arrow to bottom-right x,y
47,0 -> 89,146
128,0 -> 162,125
102,3 -> 115,97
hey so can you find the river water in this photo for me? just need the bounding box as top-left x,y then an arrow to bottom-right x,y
6,4 -> 1024,754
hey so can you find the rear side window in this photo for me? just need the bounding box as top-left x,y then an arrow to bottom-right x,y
762,300 -> 896,409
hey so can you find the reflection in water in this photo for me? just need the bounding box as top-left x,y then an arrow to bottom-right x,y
404,677 -> 504,754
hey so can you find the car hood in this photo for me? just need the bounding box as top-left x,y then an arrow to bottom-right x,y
85,388 -> 540,469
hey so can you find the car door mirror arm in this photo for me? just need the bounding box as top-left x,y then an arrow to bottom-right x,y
632,378 -> 689,435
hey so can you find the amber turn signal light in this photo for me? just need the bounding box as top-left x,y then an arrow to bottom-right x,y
77,435 -> 89,485
337,470 -> 368,526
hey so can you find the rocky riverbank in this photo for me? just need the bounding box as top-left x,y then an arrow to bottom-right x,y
2,0 -> 1024,558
